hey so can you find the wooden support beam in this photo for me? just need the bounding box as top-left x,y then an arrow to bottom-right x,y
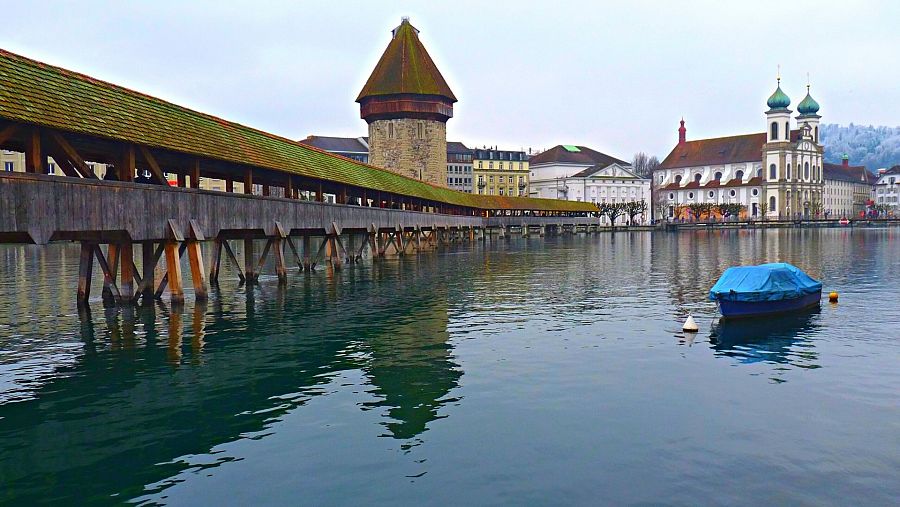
209,239 -> 223,284
154,242 -> 186,298
24,128 -> 42,174
244,238 -> 256,282
140,242 -> 157,303
244,170 -> 253,194
226,179 -> 234,193
395,226 -> 405,256
285,236 -> 303,269
101,244 -> 119,303
138,146 -> 168,185
47,131 -> 98,179
77,242 -> 94,307
262,184 -> 270,197
93,245 -> 122,302
118,242 -> 135,304
165,241 -> 184,304
118,144 -> 136,182
254,238 -> 274,278
316,183 -> 323,202
302,234 -> 312,271
273,238 -> 287,283
221,240 -> 246,282
286,176 -> 294,199
190,160 -> 201,189
187,220 -> 208,300
177,173 -> 187,188
0,125 -> 18,147
45,145 -> 83,178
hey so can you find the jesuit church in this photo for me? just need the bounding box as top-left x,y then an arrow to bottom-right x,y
655,78 -> 824,219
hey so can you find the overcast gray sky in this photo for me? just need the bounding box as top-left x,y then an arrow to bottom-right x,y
4,0 -> 898,158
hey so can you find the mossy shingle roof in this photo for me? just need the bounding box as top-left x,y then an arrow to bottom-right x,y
356,19 -> 457,102
0,48 -> 595,212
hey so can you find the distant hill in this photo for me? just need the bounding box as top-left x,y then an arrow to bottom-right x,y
820,124 -> 900,171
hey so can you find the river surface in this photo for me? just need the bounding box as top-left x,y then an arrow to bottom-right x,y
0,229 -> 898,506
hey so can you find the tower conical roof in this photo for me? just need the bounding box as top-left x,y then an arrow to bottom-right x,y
357,18 -> 457,103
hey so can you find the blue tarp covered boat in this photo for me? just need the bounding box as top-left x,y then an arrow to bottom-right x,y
709,263 -> 823,318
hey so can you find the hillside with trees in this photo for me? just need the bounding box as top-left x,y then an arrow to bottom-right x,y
819,124 -> 900,170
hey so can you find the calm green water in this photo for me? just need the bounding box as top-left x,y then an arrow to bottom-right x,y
0,229 -> 898,506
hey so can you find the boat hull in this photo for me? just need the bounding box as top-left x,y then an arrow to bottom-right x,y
717,290 -> 821,318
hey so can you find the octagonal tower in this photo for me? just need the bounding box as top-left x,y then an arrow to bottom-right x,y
357,18 -> 457,186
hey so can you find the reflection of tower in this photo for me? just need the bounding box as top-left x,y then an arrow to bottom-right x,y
357,17 -> 457,187
362,299 -> 461,440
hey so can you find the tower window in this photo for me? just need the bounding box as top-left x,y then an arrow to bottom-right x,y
787,163 -> 791,179
769,164 -> 776,180
785,122 -> 789,139
771,122 -> 779,140
769,196 -> 776,211
417,122 -> 424,139
805,162 -> 810,179
388,122 -> 394,139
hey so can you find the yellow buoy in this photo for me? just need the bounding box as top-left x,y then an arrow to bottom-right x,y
829,291 -> 839,302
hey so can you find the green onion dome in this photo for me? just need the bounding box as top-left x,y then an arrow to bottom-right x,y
797,87 -> 820,115
767,80 -> 791,110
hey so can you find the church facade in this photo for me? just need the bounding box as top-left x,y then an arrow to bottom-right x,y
655,80 -> 825,219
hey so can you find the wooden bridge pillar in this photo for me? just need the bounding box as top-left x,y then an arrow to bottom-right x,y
164,241 -> 184,304
117,242 -> 135,303
244,238 -> 256,282
302,234 -> 312,270
141,242 -> 156,302
77,242 -> 94,307
187,221 -> 208,300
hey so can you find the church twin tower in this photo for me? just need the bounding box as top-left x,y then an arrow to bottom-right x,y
357,18 -> 456,187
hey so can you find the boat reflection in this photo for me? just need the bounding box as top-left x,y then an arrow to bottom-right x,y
708,308 -> 821,369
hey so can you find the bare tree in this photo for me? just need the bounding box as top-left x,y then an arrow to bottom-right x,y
632,152 -> 661,178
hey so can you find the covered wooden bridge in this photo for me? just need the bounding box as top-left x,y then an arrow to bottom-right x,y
0,48 -> 598,306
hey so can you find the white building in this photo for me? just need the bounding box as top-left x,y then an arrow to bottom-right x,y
528,144 -> 650,224
874,166 -> 900,213
823,155 -> 876,218
655,80 -> 825,220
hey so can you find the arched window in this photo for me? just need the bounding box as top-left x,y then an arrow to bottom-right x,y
785,122 -> 790,139
815,126 -> 819,143
694,173 -> 702,183
771,122 -> 779,140
735,170 -> 744,181
769,164 -> 776,179
714,171 -> 722,181
675,175 -> 682,185
787,163 -> 791,179
769,196 -> 776,211
805,161 -> 810,179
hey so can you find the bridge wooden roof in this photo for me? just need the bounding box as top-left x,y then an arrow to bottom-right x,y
0,48 -> 593,213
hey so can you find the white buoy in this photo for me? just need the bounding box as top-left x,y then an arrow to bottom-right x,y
682,314 -> 699,333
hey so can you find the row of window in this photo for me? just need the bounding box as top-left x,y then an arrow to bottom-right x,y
769,161 -> 820,181
479,175 -> 525,184
447,177 -> 472,186
477,187 -> 526,196
669,188 -> 756,200
476,161 -> 526,170
448,165 -> 471,174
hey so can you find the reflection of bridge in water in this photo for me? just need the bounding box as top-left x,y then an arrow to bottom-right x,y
0,259 -> 461,504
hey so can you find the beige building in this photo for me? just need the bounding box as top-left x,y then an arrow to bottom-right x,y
473,148 -> 529,197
